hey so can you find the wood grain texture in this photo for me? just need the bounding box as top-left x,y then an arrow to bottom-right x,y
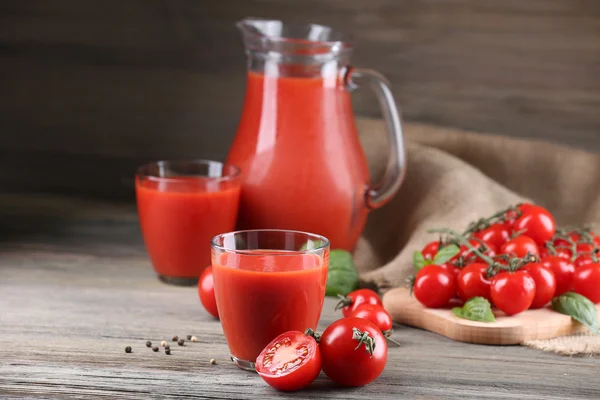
383,287 -> 599,345
1,193 -> 600,399
1,0 -> 600,200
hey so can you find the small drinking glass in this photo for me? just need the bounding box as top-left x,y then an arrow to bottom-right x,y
136,160 -> 241,285
211,229 -> 330,371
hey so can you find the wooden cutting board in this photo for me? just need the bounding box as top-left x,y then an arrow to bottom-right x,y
383,287 -> 600,345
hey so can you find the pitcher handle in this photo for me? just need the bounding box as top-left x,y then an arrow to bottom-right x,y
345,67 -> 407,210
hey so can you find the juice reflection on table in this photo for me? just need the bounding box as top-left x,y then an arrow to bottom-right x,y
211,230 -> 329,370
136,160 -> 241,285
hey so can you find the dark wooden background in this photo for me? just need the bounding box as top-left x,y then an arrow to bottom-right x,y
2,0 -> 600,200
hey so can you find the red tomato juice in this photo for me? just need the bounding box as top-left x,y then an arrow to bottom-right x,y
212,251 -> 328,362
227,72 -> 370,251
136,177 -> 240,279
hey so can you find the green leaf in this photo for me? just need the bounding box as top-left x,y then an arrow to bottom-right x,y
325,249 -> 359,297
413,251 -> 426,272
299,239 -> 326,251
452,297 -> 496,323
432,244 -> 460,265
552,292 -> 599,334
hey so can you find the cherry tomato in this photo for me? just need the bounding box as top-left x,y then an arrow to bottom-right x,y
500,236 -> 539,258
320,317 -> 387,387
472,223 -> 511,249
512,205 -> 556,246
572,263 -> 600,304
455,239 -> 497,263
198,266 -> 218,318
576,243 -> 595,254
539,245 -> 571,260
255,330 -> 321,391
505,203 -> 536,228
421,241 -> 440,260
574,254 -> 595,269
413,265 -> 456,308
440,262 -> 461,281
336,289 -> 382,317
541,256 -> 575,296
490,271 -> 536,315
349,304 -> 394,336
457,262 -> 492,302
523,263 -> 556,308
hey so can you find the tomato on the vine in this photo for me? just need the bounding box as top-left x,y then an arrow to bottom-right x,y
512,205 -> 556,246
490,271 -> 536,315
505,203 -> 536,228
349,304 -> 394,337
455,239 -> 497,263
457,263 -> 492,302
572,263 -> 600,304
539,245 -> 571,260
421,241 -> 441,260
574,254 -> 595,269
472,223 -> 511,249
440,262 -> 461,281
540,256 -> 575,296
413,265 -> 456,308
255,330 -> 321,391
335,289 -> 382,317
320,317 -> 387,387
198,266 -> 219,318
523,263 -> 556,308
500,236 -> 539,258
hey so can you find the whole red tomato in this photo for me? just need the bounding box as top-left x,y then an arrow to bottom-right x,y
505,203 -> 536,228
539,246 -> 571,260
490,271 -> 536,315
472,223 -> 511,249
349,304 -> 394,336
523,263 -> 556,308
512,205 -> 556,246
572,263 -> 600,304
421,241 -> 441,260
541,256 -> 575,296
574,254 -> 595,269
198,266 -> 219,318
457,263 -> 492,302
320,317 -> 387,387
255,330 -> 321,391
500,236 -> 539,258
336,289 -> 382,317
440,262 -> 461,281
413,265 -> 456,308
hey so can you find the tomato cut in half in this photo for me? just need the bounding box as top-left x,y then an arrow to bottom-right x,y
255,330 -> 321,392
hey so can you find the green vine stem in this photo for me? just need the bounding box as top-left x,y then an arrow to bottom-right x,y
352,327 -> 376,356
462,205 -> 521,236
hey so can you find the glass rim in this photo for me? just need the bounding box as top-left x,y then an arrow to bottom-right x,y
136,159 -> 241,183
211,229 -> 330,256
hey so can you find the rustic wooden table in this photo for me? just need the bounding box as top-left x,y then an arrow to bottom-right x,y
1,194 -> 598,399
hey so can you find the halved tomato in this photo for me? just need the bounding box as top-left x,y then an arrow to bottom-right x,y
255,330 -> 321,392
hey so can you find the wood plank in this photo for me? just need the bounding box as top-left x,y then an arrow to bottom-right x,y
0,193 -> 599,398
1,0 -> 600,199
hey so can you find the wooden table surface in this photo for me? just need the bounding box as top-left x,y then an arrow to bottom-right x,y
1,194 -> 599,399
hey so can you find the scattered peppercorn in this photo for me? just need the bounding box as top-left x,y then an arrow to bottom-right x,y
165,348 -> 171,355
191,336 -> 198,342
210,358 -> 216,365
152,346 -> 159,352
125,346 -> 132,353
186,335 -> 192,340
178,339 -> 185,346
164,344 -> 170,350
172,336 -> 178,342
146,341 -> 152,348
160,340 -> 168,347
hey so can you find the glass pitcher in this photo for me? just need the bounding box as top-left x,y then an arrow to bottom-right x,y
226,17 -> 406,252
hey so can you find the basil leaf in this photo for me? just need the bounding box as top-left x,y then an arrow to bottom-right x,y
413,251 -> 426,272
432,244 -> 460,265
299,239 -> 326,251
552,292 -> 599,334
325,249 -> 359,297
452,297 -> 496,322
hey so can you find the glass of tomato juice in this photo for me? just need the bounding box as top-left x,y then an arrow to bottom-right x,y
211,230 -> 329,371
136,160 -> 241,285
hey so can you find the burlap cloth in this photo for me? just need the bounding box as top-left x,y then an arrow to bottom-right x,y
354,117 -> 600,355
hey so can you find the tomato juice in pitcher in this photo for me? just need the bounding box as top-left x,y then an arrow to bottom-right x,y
227,18 -> 406,251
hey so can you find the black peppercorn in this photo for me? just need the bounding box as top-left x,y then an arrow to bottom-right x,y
125,346 -> 132,353
152,346 -> 159,352
146,341 -> 152,348
186,335 -> 192,340
164,344 -> 170,350
178,339 -> 185,346
165,348 -> 171,355
172,336 -> 178,342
